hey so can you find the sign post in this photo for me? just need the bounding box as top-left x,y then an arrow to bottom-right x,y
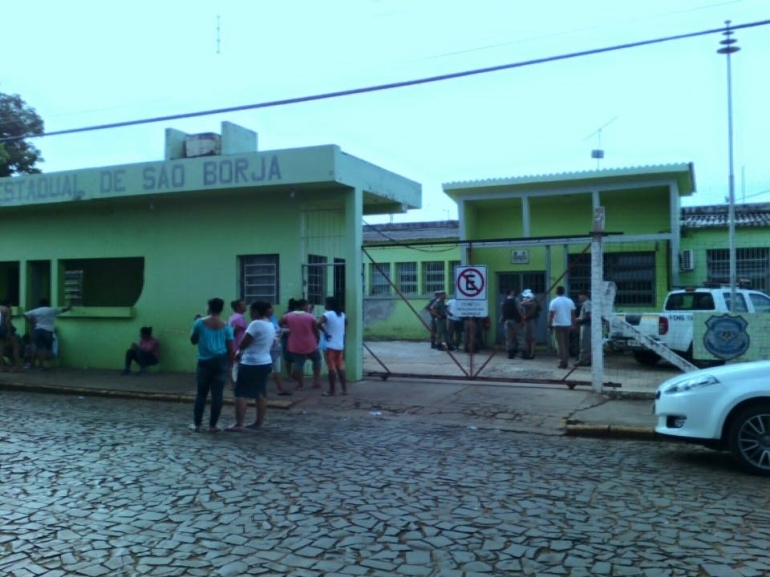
454,265 -> 488,317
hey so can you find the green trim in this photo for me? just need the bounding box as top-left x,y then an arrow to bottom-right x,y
60,307 -> 134,319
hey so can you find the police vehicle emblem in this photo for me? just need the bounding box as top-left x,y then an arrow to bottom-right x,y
703,315 -> 750,360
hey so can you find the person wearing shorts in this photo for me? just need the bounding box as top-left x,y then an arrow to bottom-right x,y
318,296 -> 348,396
280,299 -> 321,390
23,298 -> 71,370
227,301 -> 275,432
269,307 -> 291,396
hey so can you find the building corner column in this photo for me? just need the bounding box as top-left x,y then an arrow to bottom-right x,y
345,187 -> 364,381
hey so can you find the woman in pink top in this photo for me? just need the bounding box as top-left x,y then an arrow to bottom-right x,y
121,327 -> 160,375
280,298 -> 321,390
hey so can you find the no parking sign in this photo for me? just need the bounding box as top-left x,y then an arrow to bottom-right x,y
454,265 -> 488,317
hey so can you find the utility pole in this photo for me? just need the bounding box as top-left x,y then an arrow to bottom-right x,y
717,21 -> 739,311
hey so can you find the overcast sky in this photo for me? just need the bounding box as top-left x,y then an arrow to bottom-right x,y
3,0 -> 768,222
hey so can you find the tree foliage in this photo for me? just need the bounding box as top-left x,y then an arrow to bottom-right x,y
0,92 -> 45,177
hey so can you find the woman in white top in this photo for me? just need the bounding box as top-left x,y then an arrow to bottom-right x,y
227,301 -> 275,432
318,296 -> 348,396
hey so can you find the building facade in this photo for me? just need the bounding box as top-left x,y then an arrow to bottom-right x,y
0,122 -> 421,377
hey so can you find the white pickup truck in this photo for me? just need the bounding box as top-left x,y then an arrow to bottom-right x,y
612,286 -> 770,367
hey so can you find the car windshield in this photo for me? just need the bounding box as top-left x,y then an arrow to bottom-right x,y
665,293 -> 715,311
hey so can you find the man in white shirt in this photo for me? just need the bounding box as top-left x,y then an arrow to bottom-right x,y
24,298 -> 71,370
446,298 -> 464,351
547,286 -> 576,369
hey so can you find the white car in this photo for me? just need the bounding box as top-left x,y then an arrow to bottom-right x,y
654,360 -> 770,476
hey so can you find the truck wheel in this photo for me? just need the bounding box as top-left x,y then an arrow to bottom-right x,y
728,404 -> 770,476
632,350 -> 660,367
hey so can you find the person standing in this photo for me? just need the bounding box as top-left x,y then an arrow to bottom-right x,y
190,298 -> 234,433
318,296 -> 348,396
424,291 -> 440,349
228,299 -> 248,354
281,298 -> 297,379
430,290 -> 452,351
23,298 -> 72,370
548,286 -> 577,369
227,301 -> 275,432
520,289 -> 541,360
268,307 -> 291,396
121,326 -> 160,375
446,297 -> 464,351
500,289 -> 524,359
280,299 -> 321,390
0,301 -> 13,371
575,292 -> 592,367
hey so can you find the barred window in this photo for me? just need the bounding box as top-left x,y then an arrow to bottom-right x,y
306,254 -> 327,305
396,262 -> 418,295
707,248 -> 770,292
423,261 -> 446,295
370,262 -> 392,296
240,254 -> 279,304
569,251 -> 656,306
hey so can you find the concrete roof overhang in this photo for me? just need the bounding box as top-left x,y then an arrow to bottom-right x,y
0,144 -> 421,216
442,163 -> 696,204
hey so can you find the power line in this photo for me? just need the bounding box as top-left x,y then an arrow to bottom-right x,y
1,19 -> 768,144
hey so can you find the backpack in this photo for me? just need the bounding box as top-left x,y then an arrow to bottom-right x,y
502,299 -> 521,322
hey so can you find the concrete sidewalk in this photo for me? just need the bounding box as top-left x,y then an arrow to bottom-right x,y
0,367 -> 658,439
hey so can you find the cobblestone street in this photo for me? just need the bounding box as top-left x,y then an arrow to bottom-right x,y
2,391 -> 770,577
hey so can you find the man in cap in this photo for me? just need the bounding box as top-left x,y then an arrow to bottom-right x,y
500,289 -> 524,359
575,291 -> 592,367
520,289 -> 541,359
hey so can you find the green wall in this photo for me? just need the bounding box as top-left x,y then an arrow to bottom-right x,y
0,192 -> 341,371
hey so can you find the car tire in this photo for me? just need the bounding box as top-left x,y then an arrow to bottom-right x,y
727,404 -> 770,476
633,350 -> 660,367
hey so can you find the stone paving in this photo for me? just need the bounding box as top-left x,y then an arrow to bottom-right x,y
2,391 -> 770,577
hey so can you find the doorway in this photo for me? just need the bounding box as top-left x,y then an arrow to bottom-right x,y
495,271 -> 548,345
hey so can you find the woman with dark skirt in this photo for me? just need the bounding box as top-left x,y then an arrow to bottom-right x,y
226,301 -> 275,432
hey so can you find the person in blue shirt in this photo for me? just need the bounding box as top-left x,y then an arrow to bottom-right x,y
190,298 -> 234,433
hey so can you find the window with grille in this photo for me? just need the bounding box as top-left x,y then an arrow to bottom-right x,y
707,248 -> 770,292
396,262 -> 418,295
370,262 -> 391,296
423,261 -> 446,295
569,251 -> 656,306
306,254 -> 327,305
240,254 -> 279,304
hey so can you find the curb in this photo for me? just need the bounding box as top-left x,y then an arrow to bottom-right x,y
564,423 -> 658,440
0,382 -> 298,410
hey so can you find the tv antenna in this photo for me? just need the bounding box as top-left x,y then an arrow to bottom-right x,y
584,116 -> 618,169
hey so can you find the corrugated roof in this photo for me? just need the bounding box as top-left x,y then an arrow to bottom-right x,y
681,203 -> 770,229
363,220 -> 459,243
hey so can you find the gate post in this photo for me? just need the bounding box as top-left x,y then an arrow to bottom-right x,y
591,208 -> 605,394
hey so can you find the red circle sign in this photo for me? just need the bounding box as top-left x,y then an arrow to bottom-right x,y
457,268 -> 485,298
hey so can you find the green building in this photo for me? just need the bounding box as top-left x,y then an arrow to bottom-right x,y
0,122 -> 421,378
362,165 -> 770,346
